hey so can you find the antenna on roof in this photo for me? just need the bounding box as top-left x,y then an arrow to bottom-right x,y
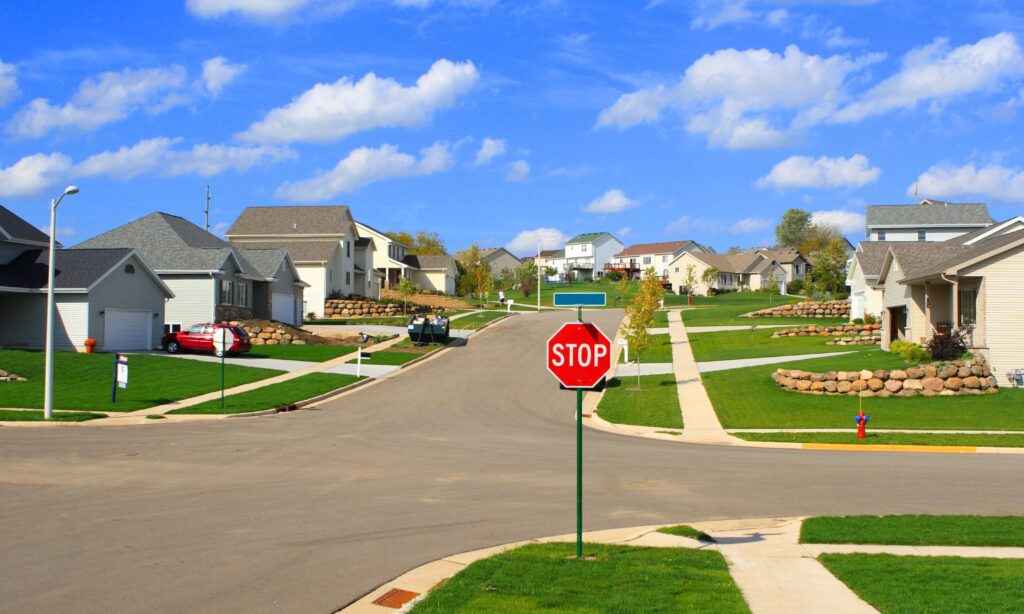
914,180 -> 919,201
205,185 -> 211,232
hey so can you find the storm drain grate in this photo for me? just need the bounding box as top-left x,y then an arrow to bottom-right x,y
372,588 -> 420,609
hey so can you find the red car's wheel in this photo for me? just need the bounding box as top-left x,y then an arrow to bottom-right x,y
166,340 -> 180,354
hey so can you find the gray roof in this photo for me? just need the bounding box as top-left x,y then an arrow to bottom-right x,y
228,206 -> 351,236
855,241 -> 914,278
754,247 -> 805,264
689,252 -> 766,274
0,205 -> 52,246
403,254 -> 456,270
74,212 -> 259,275
897,227 -> 1024,282
230,240 -> 338,263
0,248 -> 132,290
866,201 -> 993,231
237,248 -> 288,278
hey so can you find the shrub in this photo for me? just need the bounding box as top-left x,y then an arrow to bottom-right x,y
786,278 -> 804,294
890,340 -> 931,365
927,328 -> 970,361
863,313 -> 879,325
851,317 -> 864,325
326,290 -> 346,300
605,270 -> 624,282
706,288 -> 717,296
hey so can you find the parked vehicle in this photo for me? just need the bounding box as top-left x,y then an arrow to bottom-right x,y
162,323 -> 251,357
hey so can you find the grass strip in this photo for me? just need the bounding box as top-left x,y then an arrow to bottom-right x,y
820,553 -> 1024,614
168,372 -> 360,414
597,375 -> 682,429
658,525 -> 716,542
688,327 -> 852,362
653,310 -> 670,325
248,344 -> 357,362
620,333 -> 673,364
0,409 -> 104,422
735,432 -> 1024,448
412,542 -> 749,613
802,515 -> 1024,547
680,292 -> 846,327
450,311 -> 509,329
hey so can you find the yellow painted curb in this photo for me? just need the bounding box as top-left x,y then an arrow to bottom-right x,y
803,443 -> 976,454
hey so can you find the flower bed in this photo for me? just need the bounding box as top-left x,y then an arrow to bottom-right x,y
743,299 -> 849,318
772,357 -> 998,398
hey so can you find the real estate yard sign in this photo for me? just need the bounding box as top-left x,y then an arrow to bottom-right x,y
112,354 -> 128,402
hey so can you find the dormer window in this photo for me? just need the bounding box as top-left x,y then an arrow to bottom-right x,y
124,264 -> 135,274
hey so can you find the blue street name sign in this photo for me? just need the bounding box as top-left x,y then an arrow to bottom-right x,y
553,292 -> 606,307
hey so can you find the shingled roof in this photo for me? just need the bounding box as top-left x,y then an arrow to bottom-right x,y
614,240 -> 697,258
229,240 -> 338,263
0,248 -> 132,290
865,201 -> 993,232
0,205 -> 51,246
879,220 -> 1024,283
226,205 -> 352,236
403,254 -> 455,270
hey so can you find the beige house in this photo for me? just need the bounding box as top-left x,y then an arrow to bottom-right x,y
355,221 -> 411,289
456,247 -> 520,277
668,251 -> 787,296
877,217 -> 1024,385
403,254 -> 458,294
752,248 -> 810,285
606,240 -> 712,281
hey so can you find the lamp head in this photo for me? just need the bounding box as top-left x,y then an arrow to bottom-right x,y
63,185 -> 80,196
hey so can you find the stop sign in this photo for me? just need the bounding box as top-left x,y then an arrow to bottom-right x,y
547,322 -> 612,389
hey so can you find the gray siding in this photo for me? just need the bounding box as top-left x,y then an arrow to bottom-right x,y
0,293 -> 88,349
164,275 -> 216,327
88,255 -> 168,349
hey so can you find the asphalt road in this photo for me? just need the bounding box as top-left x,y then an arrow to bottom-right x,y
3,308 -> 1024,613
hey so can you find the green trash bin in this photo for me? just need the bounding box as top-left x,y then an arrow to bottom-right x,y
407,315 -> 450,345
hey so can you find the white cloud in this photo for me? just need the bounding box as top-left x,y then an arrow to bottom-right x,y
729,217 -> 773,233
202,56 -> 247,96
811,210 -> 866,233
833,32 -> 1024,123
911,162 -> 1024,203
617,226 -> 632,238
583,189 -> 639,214
505,227 -> 569,255
756,154 -> 881,189
505,159 -> 530,181
690,0 -> 756,30
275,141 -> 453,202
0,153 -> 73,199
240,59 -> 479,144
667,215 -> 772,235
56,226 -> 76,239
186,0 -> 315,20
596,85 -> 671,130
474,137 -> 506,165
0,59 -> 18,108
72,137 -> 294,180
6,65 -> 188,139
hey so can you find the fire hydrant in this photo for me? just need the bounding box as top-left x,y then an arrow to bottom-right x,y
855,410 -> 869,439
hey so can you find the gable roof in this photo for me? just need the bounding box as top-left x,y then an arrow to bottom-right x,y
74,212 -> 259,275
566,232 -> 615,245
457,247 -> 519,264
354,221 -> 410,248
754,247 -> 805,264
854,241 -> 910,278
227,205 -> 353,236
614,240 -> 697,258
237,248 -> 288,278
538,249 -> 560,258
403,254 -> 456,270
0,248 -> 173,297
865,201 -> 993,231
685,251 -> 765,274
0,205 -> 52,246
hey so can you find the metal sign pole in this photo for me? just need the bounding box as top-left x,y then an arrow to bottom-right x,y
576,303 -> 583,559
111,354 -> 118,403
220,329 -> 226,412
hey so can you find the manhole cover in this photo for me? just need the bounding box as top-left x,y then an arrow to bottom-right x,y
371,588 -> 419,609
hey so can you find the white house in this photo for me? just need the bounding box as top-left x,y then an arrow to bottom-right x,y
606,240 -> 711,280
846,242 -> 894,322
560,232 -> 624,281
355,221 -> 411,290
668,251 -> 787,296
865,199 -> 993,242
403,254 -> 458,294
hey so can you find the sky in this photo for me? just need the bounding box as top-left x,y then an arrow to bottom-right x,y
1,1 -> 1023,256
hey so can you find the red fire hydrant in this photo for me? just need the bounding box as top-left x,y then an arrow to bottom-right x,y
855,410 -> 869,439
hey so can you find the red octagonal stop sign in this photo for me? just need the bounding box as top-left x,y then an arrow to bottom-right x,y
547,322 -> 612,389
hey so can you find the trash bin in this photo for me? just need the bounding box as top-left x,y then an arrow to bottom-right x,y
407,315 -> 450,345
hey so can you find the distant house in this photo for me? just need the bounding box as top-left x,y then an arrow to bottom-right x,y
875,216 -> 1024,385
535,249 -> 560,270
751,247 -> 811,285
846,241 -> 900,322
226,206 -> 364,317
0,206 -> 174,351
403,254 -> 458,294
865,199 -> 994,242
355,221 -> 411,291
668,251 -> 787,296
77,212 -> 306,327
560,232 -> 624,281
456,247 -> 521,277
607,240 -> 712,280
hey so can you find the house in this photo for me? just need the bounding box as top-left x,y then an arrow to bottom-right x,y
865,199 -> 994,241
76,212 -> 306,327
535,249 -> 560,270
456,247 -> 521,277
876,216 -> 1024,385
668,251 -> 787,296
355,221 -> 410,290
606,240 -> 712,281
0,206 -> 174,351
226,206 -> 365,316
403,254 -> 458,294
560,232 -> 624,281
751,247 -> 810,285
846,241 -> 903,322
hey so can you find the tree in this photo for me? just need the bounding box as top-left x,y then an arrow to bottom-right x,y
413,231 -> 446,255
615,274 -> 631,304
701,266 -> 720,292
683,265 -> 697,299
473,263 -> 494,307
396,276 -> 416,314
726,245 -> 743,255
386,231 -> 416,249
799,223 -> 841,258
775,208 -> 813,249
456,244 -> 485,297
515,262 -> 538,298
619,268 -> 662,389
809,237 -> 849,295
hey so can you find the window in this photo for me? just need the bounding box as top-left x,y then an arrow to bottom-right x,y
674,267 -> 679,273
662,255 -> 669,262
163,323 -> 182,335
236,282 -> 248,306
918,230 -> 926,241
642,256 -> 652,265
124,264 -> 135,274
346,240 -> 351,257
878,231 -> 887,241
959,288 -> 978,326
345,271 -> 351,285
185,325 -> 204,334
219,279 -> 233,304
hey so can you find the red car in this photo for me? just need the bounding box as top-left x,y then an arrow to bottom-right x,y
162,323 -> 251,357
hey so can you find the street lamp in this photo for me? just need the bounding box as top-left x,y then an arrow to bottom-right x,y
43,185 -> 79,420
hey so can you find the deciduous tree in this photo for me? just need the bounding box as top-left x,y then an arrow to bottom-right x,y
775,208 -> 812,249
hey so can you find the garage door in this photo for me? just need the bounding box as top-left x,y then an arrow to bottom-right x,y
272,293 -> 297,325
104,308 -> 152,351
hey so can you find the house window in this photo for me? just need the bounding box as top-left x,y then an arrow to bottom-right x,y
878,231 -> 887,240
345,271 -> 351,285
643,256 -> 652,265
236,282 -> 248,306
124,264 -> 135,274
219,279 -> 233,304
674,267 -> 679,272
918,230 -> 926,241
662,255 -> 669,262
346,240 -> 351,257
958,288 -> 978,326
163,323 -> 182,335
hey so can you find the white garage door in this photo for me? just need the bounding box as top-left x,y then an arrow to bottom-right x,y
272,293 -> 297,325
104,308 -> 152,351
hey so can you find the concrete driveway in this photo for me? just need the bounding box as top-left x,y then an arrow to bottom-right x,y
2,309 -> 1024,613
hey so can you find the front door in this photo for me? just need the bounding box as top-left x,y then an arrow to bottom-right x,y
888,306 -> 907,343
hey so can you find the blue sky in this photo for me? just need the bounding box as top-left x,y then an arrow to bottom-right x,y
1,1 -> 1023,255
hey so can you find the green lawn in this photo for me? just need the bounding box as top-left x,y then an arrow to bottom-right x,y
802,515 -> 1024,547
450,311 -> 509,329
169,372 -> 361,414
411,542 -> 749,613
304,316 -> 409,326
502,278 -> 641,309
681,292 -> 846,327
597,374 -> 682,428
735,432 -> 1024,448
0,349 -> 281,412
653,310 -> 670,325
658,524 -> 715,542
346,350 -> 424,366
702,350 -> 1024,430
248,344 -> 357,362
621,333 -> 673,364
688,327 -> 851,362
820,553 -> 1024,614
0,409 -> 105,422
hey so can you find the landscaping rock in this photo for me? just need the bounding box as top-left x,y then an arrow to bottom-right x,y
859,370 -> 873,380
742,299 -> 851,319
867,378 -> 885,391
897,389 -> 919,397
903,379 -> 923,391
770,356 -> 997,397
963,376 -> 981,389
905,367 -> 924,379
944,377 -> 963,391
922,377 -> 945,392
923,365 -> 938,378
889,369 -> 907,381
837,381 -> 852,394
884,379 -> 903,393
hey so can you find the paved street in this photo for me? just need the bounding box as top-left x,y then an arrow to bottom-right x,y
3,309 -> 1024,613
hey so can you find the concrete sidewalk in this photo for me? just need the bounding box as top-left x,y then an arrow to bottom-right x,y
697,351 -> 854,373
667,310 -> 739,444
149,351 -> 317,373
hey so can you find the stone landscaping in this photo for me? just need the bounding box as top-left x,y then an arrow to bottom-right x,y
228,319 -> 365,346
743,299 -> 850,319
323,297 -> 426,318
772,357 -> 999,397
0,368 -> 27,382
380,289 -> 474,310
770,323 -> 881,346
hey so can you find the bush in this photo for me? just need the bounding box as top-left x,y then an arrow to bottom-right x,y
706,288 -> 717,296
863,313 -> 879,325
890,340 -> 932,365
786,279 -> 804,294
927,328 -> 970,361
605,270 -> 624,282
326,290 -> 346,300
851,317 -> 864,325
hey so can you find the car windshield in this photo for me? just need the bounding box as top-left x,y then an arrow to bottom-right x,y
185,325 -> 204,334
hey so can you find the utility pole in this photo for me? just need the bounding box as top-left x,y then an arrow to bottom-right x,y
537,241 -> 541,312
205,185 -> 211,232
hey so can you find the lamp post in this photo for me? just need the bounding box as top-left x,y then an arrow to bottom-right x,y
43,185 -> 79,420
537,241 -> 541,312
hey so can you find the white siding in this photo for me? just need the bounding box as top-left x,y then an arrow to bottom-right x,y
297,264 -> 327,318
870,226 -> 985,242
410,268 -> 456,294
960,243 -> 1024,385
88,255 -> 167,349
0,294 -> 89,349
163,275 -> 215,328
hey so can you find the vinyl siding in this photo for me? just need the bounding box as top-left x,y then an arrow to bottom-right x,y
960,243 -> 1024,385
297,264 -> 327,318
667,252 -> 712,295
410,267 -> 456,294
0,293 -> 88,349
870,226 -> 985,242
88,255 -> 168,349
487,252 -> 521,276
163,275 -> 215,328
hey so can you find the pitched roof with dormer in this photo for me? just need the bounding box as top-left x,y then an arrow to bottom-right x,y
865,200 -> 993,232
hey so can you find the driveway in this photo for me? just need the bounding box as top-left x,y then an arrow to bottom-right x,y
2,309 -> 1024,613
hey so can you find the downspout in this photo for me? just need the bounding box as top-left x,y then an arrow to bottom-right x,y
941,273 -> 959,341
